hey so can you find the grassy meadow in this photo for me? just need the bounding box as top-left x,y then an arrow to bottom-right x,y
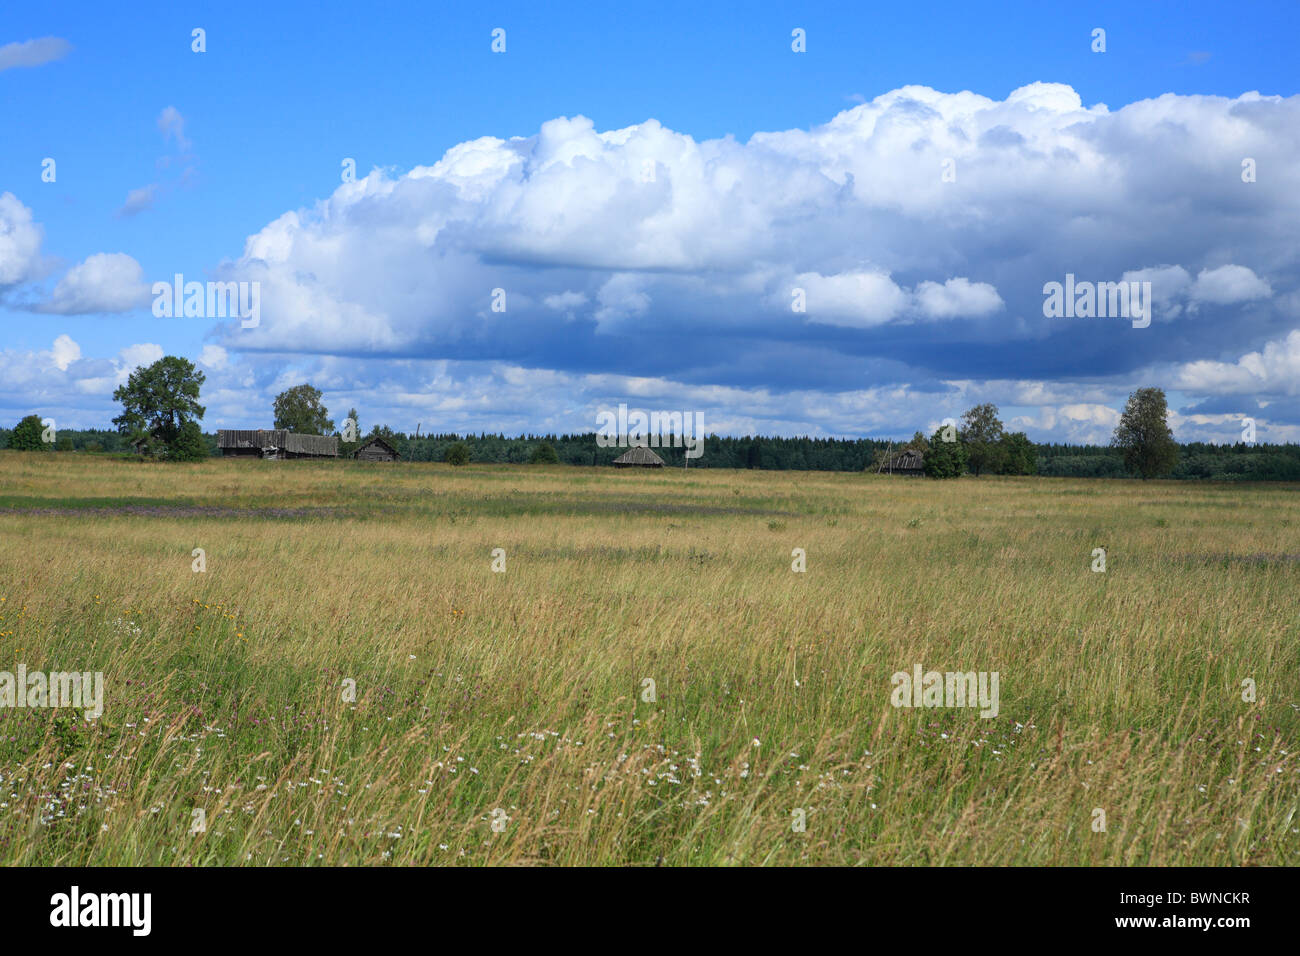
0,450 -> 1296,866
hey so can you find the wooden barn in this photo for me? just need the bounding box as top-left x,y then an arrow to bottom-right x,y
882,449 -> 925,476
613,445 -> 665,468
353,437 -> 400,461
217,429 -> 339,460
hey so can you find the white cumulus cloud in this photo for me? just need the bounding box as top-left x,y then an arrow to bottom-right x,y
0,193 -> 44,286
913,277 -> 1004,319
1189,264 -> 1271,305
39,253 -> 150,314
1174,329 -> 1300,396
49,334 -> 81,370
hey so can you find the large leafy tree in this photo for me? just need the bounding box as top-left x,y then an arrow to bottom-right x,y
10,414 -> 48,451
112,356 -> 206,452
961,403 -> 1005,477
1113,387 -> 1179,479
273,384 -> 334,435
924,427 -> 967,478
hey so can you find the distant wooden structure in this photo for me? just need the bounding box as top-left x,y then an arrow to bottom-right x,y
217,429 -> 338,460
613,446 -> 665,468
882,449 -> 925,476
353,437 -> 400,461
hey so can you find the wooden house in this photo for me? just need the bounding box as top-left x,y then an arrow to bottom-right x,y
217,429 -> 339,459
613,445 -> 665,468
353,437 -> 400,461
883,449 -> 925,476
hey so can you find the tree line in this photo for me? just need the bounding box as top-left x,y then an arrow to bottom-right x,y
4,355 -> 1296,481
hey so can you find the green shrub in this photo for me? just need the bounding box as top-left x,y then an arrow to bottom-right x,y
529,442 -> 559,464
10,415 -> 48,451
165,421 -> 208,462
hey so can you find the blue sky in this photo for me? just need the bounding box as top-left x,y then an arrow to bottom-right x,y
2,0 -> 1299,443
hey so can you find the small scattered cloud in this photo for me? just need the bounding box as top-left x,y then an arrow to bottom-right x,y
199,345 -> 228,368
0,36 -> 71,72
157,105 -> 191,152
117,343 -> 164,378
116,108 -> 196,217
1121,264 -> 1193,303
116,185 -> 158,218
593,274 -> 652,328
543,291 -> 588,311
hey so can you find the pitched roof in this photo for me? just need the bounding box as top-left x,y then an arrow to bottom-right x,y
887,449 -> 925,471
218,428 -> 286,449
354,436 -> 400,457
613,445 -> 665,466
284,432 -> 338,456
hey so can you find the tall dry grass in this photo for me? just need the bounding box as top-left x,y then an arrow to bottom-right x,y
0,451 -> 1295,864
